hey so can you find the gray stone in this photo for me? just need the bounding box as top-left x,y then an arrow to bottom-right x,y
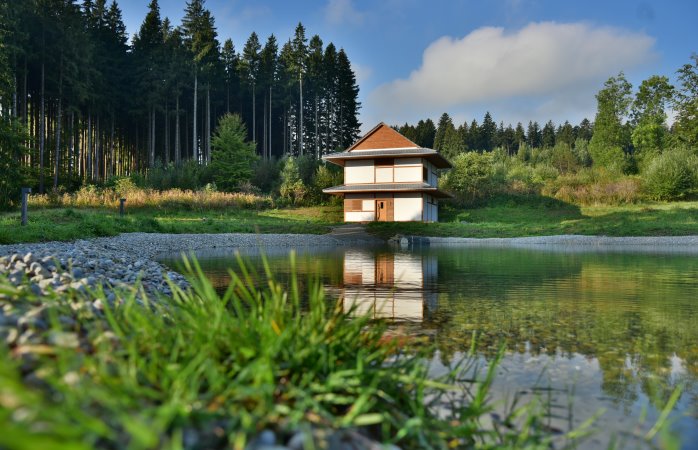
47,331 -> 80,348
257,430 -> 276,446
28,283 -> 42,296
22,253 -> 34,264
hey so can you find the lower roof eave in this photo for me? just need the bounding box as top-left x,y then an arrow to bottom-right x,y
322,186 -> 453,198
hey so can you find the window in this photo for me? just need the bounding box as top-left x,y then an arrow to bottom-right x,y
344,199 -> 363,211
423,166 -> 428,181
375,158 -> 394,166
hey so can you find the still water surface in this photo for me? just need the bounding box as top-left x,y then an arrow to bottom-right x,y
162,245 -> 698,448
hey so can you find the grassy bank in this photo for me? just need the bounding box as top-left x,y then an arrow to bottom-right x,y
0,256 -> 580,449
0,206 -> 342,244
2,189 -> 697,245
369,196 -> 698,239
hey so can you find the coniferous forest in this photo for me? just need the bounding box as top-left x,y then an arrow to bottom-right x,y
0,0 -> 361,202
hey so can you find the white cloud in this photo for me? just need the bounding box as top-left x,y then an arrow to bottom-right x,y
325,0 -> 366,26
351,62 -> 373,86
366,22 -> 656,126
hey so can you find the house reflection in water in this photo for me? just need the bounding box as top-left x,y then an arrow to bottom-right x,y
340,249 -> 438,321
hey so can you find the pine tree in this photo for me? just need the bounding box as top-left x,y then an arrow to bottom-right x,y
480,112 -> 496,151
335,48 -> 360,149
259,34 -> 278,159
239,32 -> 261,149
514,122 -> 526,147
291,23 -> 307,155
433,113 -> 453,152
527,121 -> 541,148
416,119 -> 436,148
541,120 -> 556,148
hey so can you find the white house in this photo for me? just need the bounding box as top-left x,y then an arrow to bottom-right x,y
322,122 -> 452,222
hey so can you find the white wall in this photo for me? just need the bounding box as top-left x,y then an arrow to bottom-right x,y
393,193 -> 423,221
394,166 -> 422,182
345,159 -> 374,184
345,211 -> 375,222
375,167 -> 393,183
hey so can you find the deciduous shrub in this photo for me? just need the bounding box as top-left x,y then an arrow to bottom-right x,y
443,152 -> 505,204
643,147 -> 698,200
279,157 -> 308,205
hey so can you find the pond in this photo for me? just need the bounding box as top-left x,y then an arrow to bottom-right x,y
160,244 -> 698,448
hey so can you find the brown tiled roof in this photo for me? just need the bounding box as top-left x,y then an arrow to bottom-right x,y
322,148 -> 452,168
347,122 -> 419,150
323,183 -> 452,198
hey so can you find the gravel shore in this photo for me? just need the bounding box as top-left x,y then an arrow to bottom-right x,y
0,233 -> 359,302
426,234 -> 698,253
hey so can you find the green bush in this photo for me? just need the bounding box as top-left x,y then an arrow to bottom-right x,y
550,143 -> 579,173
643,147 -> 698,200
252,158 -> 282,193
145,160 -> 213,191
307,164 -> 341,205
279,157 -> 308,205
443,152 -> 505,204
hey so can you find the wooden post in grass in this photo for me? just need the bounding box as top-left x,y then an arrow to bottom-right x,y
119,198 -> 126,217
21,187 -> 31,226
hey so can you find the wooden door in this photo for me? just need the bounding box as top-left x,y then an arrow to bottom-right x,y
376,200 -> 385,221
375,199 -> 394,222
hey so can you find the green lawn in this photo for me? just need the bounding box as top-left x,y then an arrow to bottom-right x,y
369,196 -> 698,238
0,206 -> 343,244
2,197 -> 697,244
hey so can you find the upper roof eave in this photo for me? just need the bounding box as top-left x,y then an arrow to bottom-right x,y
322,148 -> 452,168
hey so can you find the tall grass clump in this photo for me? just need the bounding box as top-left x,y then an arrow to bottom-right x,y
0,255 -> 588,449
543,167 -> 643,205
28,186 -> 274,211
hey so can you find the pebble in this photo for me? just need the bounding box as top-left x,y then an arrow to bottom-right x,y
47,331 -> 80,348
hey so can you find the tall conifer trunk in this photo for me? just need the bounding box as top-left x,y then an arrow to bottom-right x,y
87,112 -> 92,182
206,87 -> 211,164
109,115 -> 115,178
39,60 -> 45,193
315,94 -> 319,157
164,102 -> 169,164
53,59 -> 63,191
193,70 -> 198,161
175,94 -> 181,164
299,74 -> 303,156
68,112 -> 74,180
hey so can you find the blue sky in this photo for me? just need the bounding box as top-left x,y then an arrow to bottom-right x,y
119,0 -> 697,131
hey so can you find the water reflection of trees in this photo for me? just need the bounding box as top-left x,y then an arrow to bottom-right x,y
175,247 -> 698,412
427,249 -> 698,410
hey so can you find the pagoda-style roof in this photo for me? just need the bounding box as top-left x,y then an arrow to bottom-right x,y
323,182 -> 452,198
322,122 -> 452,168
